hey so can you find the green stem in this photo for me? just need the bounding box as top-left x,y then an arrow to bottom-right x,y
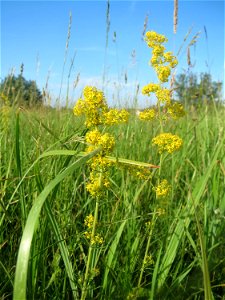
138,210 -> 157,287
81,193 -> 100,300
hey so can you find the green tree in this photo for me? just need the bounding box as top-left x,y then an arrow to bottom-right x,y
174,72 -> 223,107
0,74 -> 43,107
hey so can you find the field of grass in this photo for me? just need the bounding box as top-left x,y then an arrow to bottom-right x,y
0,102 -> 225,299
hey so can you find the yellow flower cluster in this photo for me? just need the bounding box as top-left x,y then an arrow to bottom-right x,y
73,86 -> 129,128
155,65 -> 171,83
73,87 -> 131,197
84,214 -> 104,245
166,102 -> 186,120
154,179 -> 171,198
85,131 -> 113,196
139,109 -> 156,121
84,231 -> 104,245
152,133 -> 183,154
73,86 -> 107,128
102,108 -> 129,125
85,129 -> 115,154
86,172 -> 110,198
84,214 -> 94,229
142,83 -> 160,96
155,88 -> 171,104
145,31 -> 168,46
140,30 -> 180,114
145,31 -> 178,82
89,155 -> 113,172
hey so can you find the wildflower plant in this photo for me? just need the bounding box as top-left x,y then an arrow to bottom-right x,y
73,30 -> 184,299
137,30 -> 184,288
139,30 -> 184,198
73,86 -> 159,299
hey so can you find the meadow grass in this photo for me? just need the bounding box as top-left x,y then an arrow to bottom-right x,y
0,102 -> 225,299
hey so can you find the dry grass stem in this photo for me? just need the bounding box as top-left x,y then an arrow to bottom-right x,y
173,0 -> 178,33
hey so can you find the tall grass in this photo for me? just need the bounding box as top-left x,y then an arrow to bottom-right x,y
0,102 -> 225,299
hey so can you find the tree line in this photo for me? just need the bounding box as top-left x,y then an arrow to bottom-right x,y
0,72 -> 223,108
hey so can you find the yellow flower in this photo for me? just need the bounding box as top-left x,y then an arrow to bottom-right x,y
73,98 -> 85,115
139,109 -> 156,121
152,45 -> 165,57
89,155 -> 112,172
145,31 -> 168,44
86,172 -> 110,197
91,234 -> 104,245
102,108 -> 129,125
85,129 -> 115,154
155,88 -> 171,104
84,214 -> 95,229
170,58 -> 178,68
163,51 -> 173,62
73,86 -> 108,128
155,66 -> 171,82
150,55 -> 164,67
167,102 -> 185,120
83,86 -> 106,109
142,83 -> 160,95
85,129 -> 101,145
99,133 -> 115,153
154,179 -> 171,198
152,133 -> 183,154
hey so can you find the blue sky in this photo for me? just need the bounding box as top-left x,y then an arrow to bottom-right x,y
1,0 -> 224,107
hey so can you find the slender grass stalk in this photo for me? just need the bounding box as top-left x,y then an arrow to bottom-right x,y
193,202 -> 213,300
138,209 -> 157,287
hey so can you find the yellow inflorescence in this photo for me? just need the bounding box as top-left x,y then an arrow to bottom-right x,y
140,31 -> 181,120
84,214 -> 104,245
85,129 -> 115,154
152,133 -> 183,154
166,102 -> 186,120
154,179 -> 171,198
155,88 -> 171,104
155,65 -> 171,83
86,172 -> 110,198
73,87 -> 130,198
73,86 -> 129,128
84,214 -> 95,229
73,86 -> 107,128
144,30 -> 177,84
145,31 -> 168,45
102,108 -> 129,125
142,83 -> 160,96
139,109 -> 156,121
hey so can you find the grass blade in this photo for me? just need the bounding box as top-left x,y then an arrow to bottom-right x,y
13,148 -> 101,300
